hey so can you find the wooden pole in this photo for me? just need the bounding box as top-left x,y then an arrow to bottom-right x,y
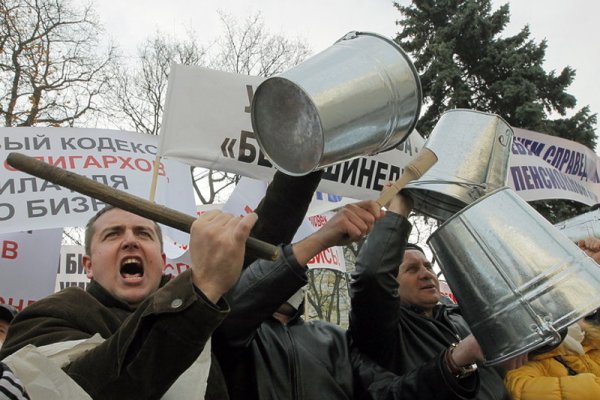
376,148 -> 438,207
6,152 -> 280,261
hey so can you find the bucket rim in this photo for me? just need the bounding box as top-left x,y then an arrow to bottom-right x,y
437,108 -> 512,130
250,76 -> 325,176
426,186 -> 511,246
482,334 -> 556,366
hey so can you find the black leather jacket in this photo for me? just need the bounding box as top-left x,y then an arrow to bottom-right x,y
214,247 -> 362,400
214,168 -> 369,399
349,212 -> 509,400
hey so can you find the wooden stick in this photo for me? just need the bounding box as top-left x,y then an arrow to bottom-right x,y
6,152 -> 280,261
376,147 -> 438,207
148,154 -> 162,202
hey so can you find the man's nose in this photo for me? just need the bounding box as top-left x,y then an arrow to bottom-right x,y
121,231 -> 140,249
418,266 -> 435,279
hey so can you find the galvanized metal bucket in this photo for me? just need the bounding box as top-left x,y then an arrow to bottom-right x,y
251,31 -> 422,176
404,109 -> 513,221
428,187 -> 600,365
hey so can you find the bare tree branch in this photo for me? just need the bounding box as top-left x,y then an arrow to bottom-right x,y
0,0 -> 117,127
211,11 -> 310,77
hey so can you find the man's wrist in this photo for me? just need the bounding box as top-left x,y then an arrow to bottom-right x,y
445,343 -> 478,379
292,235 -> 327,266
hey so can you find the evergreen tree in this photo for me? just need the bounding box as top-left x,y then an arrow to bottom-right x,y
394,0 -> 597,222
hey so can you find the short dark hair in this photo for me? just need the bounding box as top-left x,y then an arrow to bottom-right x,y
84,205 -> 163,255
405,243 -> 426,255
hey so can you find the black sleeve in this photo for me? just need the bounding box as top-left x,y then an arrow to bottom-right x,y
350,344 -> 478,400
215,245 -> 308,347
244,170 -> 323,267
349,212 -> 412,365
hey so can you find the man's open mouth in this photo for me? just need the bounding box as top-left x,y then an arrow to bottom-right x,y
120,258 -> 144,279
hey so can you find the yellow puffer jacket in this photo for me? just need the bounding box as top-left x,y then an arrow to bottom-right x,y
505,321 -> 600,400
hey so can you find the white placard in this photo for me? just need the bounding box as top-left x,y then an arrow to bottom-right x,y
1,229 -> 62,310
0,127 -> 197,257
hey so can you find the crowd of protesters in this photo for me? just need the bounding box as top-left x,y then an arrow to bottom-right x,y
1,172 -> 599,400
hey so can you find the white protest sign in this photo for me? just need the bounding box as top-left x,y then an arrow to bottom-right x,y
303,212 -> 346,273
1,229 -> 62,310
508,128 -> 600,205
222,176 -> 347,272
55,245 -> 91,292
513,128 -> 599,182
163,251 -> 193,277
0,128 -> 197,250
158,64 -> 425,201
554,208 -> 600,242
438,280 -> 457,304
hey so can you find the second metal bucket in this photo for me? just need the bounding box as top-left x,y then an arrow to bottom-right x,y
428,187 -> 600,365
251,31 -> 422,176
405,109 -> 513,221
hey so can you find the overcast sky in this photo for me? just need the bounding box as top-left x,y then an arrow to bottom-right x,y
90,0 -> 599,136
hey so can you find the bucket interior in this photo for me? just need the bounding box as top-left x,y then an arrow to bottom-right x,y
405,186 -> 470,221
251,78 -> 324,175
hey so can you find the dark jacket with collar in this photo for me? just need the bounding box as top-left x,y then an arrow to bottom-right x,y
0,270 -> 229,400
349,212 -> 509,400
215,244 -> 350,400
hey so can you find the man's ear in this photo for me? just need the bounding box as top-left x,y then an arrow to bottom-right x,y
83,255 -> 93,279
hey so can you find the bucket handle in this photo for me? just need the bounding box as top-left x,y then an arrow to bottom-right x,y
498,128 -> 512,147
531,315 -> 563,346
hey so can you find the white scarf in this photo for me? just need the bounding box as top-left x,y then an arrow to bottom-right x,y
562,322 -> 586,355
4,335 -> 211,399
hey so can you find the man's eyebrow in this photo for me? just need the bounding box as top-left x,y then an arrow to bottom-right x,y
99,225 -> 124,234
134,225 -> 157,234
